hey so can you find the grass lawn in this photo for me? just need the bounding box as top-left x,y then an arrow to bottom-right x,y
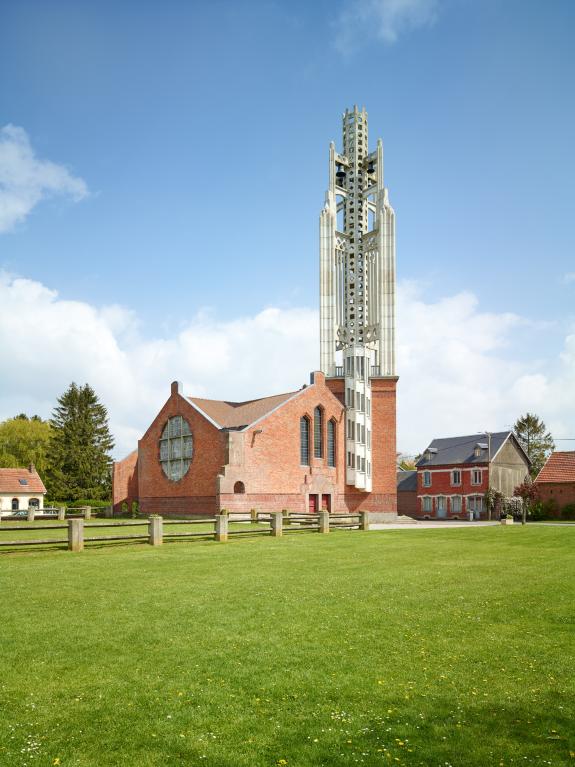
0,527 -> 573,767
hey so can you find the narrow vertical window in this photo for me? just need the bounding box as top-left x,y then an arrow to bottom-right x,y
300,416 -> 310,465
314,407 -> 323,458
327,419 -> 336,467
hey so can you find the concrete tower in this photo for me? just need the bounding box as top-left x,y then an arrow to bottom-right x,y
320,106 -> 396,493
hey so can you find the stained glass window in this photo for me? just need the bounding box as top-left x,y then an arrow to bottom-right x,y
159,416 -> 193,481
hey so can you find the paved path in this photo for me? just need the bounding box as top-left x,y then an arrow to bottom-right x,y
370,520 -> 501,530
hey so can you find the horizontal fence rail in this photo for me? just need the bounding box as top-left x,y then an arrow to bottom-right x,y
0,510 -> 371,552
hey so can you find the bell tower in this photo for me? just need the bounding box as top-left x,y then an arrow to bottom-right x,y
320,106 -> 397,495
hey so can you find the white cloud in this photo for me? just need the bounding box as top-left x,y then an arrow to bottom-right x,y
334,0 -> 438,51
0,272 -> 573,459
0,125 -> 88,232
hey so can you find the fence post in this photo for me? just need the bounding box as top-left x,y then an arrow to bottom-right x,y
68,518 -> 84,552
27,508 -> 35,522
318,510 -> 330,534
282,508 -> 291,526
149,515 -> 163,546
215,514 -> 228,542
104,505 -> 113,519
250,508 -> 257,524
84,506 -> 92,520
360,511 -> 370,531
271,511 -> 283,537
58,506 -> 66,521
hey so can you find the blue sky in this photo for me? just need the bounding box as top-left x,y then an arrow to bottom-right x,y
1,0 -> 574,455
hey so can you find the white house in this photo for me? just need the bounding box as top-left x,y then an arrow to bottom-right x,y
0,464 -> 47,515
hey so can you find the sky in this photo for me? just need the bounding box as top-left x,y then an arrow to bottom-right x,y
0,0 -> 574,458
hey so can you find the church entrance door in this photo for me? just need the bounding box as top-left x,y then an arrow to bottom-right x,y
321,494 -> 331,512
308,494 -> 318,514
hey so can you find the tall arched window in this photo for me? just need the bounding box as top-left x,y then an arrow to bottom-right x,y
314,407 -> 323,459
11,498 -> 19,511
327,419 -> 336,467
300,416 -> 310,465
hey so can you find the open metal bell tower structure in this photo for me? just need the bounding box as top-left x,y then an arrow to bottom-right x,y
319,106 -> 396,492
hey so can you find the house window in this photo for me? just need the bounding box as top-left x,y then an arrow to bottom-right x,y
423,471 -> 431,487
29,498 -> 40,509
422,497 -> 432,513
451,470 -> 461,486
159,415 -> 193,482
233,481 -> 245,494
451,496 -> 462,513
300,416 -> 310,465
472,469 -> 482,485
314,407 -> 324,458
437,496 -> 447,512
327,419 -> 336,467
11,498 -> 19,511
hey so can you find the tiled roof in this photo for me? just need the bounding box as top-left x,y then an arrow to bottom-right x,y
416,431 -> 515,467
536,451 -> 575,483
397,470 -> 417,492
0,467 -> 47,494
189,391 -> 298,430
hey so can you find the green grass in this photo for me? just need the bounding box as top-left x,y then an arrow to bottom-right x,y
0,527 -> 573,766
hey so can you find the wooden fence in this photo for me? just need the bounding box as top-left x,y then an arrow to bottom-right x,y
0,511 -> 369,552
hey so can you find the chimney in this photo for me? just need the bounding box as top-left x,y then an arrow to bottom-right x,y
171,381 -> 183,396
29,463 -> 36,474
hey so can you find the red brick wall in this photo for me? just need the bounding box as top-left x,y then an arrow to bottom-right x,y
416,463 -> 489,518
112,450 -> 138,513
536,482 -> 575,513
137,388 -> 227,517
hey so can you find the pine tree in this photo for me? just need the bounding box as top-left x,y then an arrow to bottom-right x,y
47,383 -> 114,501
513,412 -> 555,478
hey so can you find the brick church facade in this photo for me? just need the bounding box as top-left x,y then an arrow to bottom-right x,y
113,107 -> 398,519
113,371 -> 397,517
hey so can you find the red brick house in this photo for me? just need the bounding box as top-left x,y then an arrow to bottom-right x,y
535,451 -> 575,515
414,431 -> 530,520
113,371 -> 398,518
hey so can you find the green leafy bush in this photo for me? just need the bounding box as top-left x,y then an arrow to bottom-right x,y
561,503 -> 575,520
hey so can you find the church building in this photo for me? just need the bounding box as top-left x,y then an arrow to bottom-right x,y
113,107 -> 398,519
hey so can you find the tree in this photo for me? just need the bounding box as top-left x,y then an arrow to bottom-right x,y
0,416 -> 52,475
46,383 -> 114,501
484,486 -> 504,521
513,477 -> 540,525
513,413 -> 555,477
396,452 -> 417,470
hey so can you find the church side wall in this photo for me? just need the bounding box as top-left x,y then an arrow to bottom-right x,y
112,450 -> 139,514
137,393 -> 226,517
218,375 -> 345,514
